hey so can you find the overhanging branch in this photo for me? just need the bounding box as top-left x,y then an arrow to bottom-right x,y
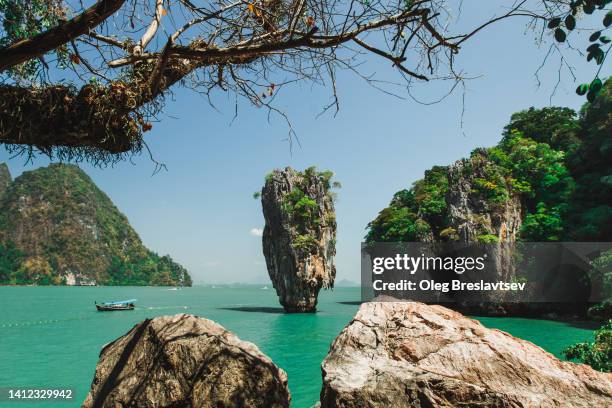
0,0 -> 126,72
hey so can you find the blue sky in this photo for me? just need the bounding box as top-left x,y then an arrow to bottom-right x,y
1,2 -> 609,284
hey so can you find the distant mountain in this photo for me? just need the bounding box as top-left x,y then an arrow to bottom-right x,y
0,163 -> 191,286
336,279 -> 359,287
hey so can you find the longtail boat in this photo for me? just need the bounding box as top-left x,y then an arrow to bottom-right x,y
95,299 -> 136,311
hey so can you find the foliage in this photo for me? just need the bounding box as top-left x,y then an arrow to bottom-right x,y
292,234 -> 318,253
563,320 -> 612,372
520,203 -> 565,241
588,249 -> 612,303
367,188 -> 434,241
0,163 -> 191,286
0,0 -> 67,80
499,131 -> 575,204
486,119 -> 574,241
472,170 -> 509,204
502,107 -> 582,152
279,167 -> 339,235
282,188 -> 319,231
412,166 -> 449,221
0,240 -> 23,283
565,78 -> 612,240
545,0 -> 612,102
476,234 -> 500,244
366,78 -> 611,244
268,166 -> 338,252
366,206 -> 431,242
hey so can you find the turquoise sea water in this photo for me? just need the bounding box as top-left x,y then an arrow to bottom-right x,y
0,286 -> 597,408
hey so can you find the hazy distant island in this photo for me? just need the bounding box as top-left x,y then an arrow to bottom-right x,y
0,163 -> 191,286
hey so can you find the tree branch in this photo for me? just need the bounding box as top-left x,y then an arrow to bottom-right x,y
0,0 -> 126,72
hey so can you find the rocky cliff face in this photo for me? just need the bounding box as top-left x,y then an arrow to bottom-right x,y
0,163 -> 190,286
367,149 -> 524,247
320,300 -> 612,407
446,150 -> 523,244
83,314 -> 290,408
445,150 -> 523,292
366,149 -> 525,313
261,167 -> 337,312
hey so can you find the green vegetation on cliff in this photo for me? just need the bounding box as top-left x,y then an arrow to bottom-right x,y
366,78 -> 612,244
0,164 -> 191,286
259,166 -> 339,254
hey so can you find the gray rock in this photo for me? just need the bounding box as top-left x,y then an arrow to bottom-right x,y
446,150 -> 523,244
261,167 -> 336,312
320,301 -> 612,407
83,314 -> 290,408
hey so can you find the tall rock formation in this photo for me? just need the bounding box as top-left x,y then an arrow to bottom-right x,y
444,150 -> 523,290
320,300 -> 612,407
260,167 -> 337,312
83,314 -> 290,408
0,163 -> 190,286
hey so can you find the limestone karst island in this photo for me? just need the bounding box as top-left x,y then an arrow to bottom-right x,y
1,1 -> 611,407
259,167 -> 338,313
0,163 -> 190,287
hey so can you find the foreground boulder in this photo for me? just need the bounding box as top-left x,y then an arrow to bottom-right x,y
261,167 -> 337,312
83,314 -> 290,408
320,301 -> 612,407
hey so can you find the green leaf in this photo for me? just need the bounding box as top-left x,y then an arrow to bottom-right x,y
554,28 -> 566,43
587,43 -> 601,53
587,89 -> 597,103
604,11 -> 612,28
601,36 -> 611,44
565,15 -> 576,30
590,78 -> 603,93
590,31 -> 601,42
548,17 -> 562,29
595,49 -> 605,64
576,83 -> 590,95
584,3 -> 595,14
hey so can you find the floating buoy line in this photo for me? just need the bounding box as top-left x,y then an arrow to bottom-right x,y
1,306 -> 189,329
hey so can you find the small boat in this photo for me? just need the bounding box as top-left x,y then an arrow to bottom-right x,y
95,299 -> 136,311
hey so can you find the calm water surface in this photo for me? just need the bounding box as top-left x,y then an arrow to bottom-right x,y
0,286 -> 596,407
